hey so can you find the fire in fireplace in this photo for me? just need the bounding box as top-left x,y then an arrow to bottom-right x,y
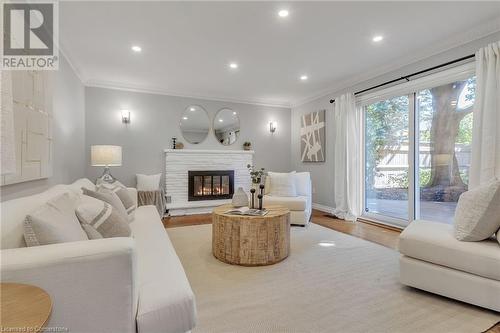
188,170 -> 234,201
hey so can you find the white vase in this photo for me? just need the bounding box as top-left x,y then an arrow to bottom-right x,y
232,187 -> 249,207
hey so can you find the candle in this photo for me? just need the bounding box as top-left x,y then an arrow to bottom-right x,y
250,188 -> 256,209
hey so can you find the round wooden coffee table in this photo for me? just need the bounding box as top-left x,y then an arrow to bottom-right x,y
0,283 -> 52,332
212,204 -> 290,266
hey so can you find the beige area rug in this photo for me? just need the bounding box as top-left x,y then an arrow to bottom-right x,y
167,223 -> 500,333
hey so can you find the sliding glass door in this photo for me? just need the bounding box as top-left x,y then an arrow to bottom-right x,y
416,77 -> 475,224
362,66 -> 475,227
364,95 -> 410,223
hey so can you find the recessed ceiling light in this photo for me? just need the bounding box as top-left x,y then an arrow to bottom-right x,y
372,35 -> 383,42
318,241 -> 336,247
278,9 -> 289,17
190,107 -> 196,111
229,62 -> 238,69
183,116 -> 188,120
219,119 -> 224,122
232,111 -> 237,115
300,75 -> 308,81
131,45 -> 142,52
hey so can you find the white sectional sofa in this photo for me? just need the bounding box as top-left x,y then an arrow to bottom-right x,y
399,220 -> 500,312
264,172 -> 312,226
1,178 -> 196,333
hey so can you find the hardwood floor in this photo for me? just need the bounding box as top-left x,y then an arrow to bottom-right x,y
163,209 -> 400,250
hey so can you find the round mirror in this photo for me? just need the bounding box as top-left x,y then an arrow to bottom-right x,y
180,105 -> 210,144
214,108 -> 240,146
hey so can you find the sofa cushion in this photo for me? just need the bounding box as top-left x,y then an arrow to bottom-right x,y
130,206 -> 196,333
454,179 -> 500,241
97,181 -> 136,221
264,195 -> 307,211
83,187 -> 129,223
267,171 -> 297,197
24,192 -> 88,247
1,178 -> 96,249
399,220 -> 500,281
76,195 -> 131,239
136,173 -> 161,191
295,172 -> 311,196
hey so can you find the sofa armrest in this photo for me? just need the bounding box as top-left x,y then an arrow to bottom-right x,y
127,187 -> 138,207
1,238 -> 137,333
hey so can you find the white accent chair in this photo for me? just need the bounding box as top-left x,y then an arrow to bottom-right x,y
399,220 -> 500,312
0,178 -> 196,333
264,172 -> 312,226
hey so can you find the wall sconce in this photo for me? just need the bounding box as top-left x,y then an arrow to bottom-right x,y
269,121 -> 277,133
121,110 -> 130,124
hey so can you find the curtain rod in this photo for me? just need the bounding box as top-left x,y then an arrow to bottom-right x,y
329,54 -> 475,104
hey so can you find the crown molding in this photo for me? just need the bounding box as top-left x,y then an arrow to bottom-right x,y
57,41 -> 86,85
290,17 -> 500,108
84,80 -> 291,109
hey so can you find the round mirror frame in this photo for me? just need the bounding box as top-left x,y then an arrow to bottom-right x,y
213,108 -> 240,146
179,105 -> 211,144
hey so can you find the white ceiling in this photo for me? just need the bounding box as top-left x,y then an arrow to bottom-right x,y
59,1 -> 500,107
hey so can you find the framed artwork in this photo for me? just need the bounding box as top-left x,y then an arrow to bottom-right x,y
300,109 -> 325,162
1,70 -> 53,186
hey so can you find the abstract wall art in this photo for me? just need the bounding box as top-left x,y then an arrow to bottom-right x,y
300,109 -> 325,162
0,70 -> 53,186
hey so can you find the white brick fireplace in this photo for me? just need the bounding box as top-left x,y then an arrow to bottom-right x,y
164,149 -> 253,215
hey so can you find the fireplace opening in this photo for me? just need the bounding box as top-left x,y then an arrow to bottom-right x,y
188,170 -> 234,201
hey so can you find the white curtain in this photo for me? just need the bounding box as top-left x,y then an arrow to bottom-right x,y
0,70 -> 16,175
470,41 -> 500,189
332,93 -> 361,221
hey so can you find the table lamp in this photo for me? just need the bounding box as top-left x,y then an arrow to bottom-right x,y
91,145 -> 122,183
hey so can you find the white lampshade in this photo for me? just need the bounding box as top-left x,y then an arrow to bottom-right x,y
91,145 -> 122,166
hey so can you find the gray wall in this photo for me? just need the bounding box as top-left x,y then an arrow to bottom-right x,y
291,32 -> 500,208
84,87 -> 292,187
1,55 -> 86,201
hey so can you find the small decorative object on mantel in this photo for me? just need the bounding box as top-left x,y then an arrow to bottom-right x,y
232,187 -> 249,207
176,142 -> 184,149
171,137 -> 177,149
243,141 -> 252,151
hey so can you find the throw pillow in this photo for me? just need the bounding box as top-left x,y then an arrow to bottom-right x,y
264,175 -> 271,195
75,196 -> 131,238
23,192 -> 89,247
136,173 -> 161,191
268,171 -> 297,197
97,180 -> 136,221
454,178 -> 500,241
82,187 -> 129,223
295,172 -> 311,196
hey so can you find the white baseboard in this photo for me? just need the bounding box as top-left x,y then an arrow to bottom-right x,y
312,203 -> 335,214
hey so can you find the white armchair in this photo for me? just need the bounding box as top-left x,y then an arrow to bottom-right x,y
264,171 -> 312,226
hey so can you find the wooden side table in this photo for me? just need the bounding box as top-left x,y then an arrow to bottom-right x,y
1,283 -> 52,333
212,204 -> 290,266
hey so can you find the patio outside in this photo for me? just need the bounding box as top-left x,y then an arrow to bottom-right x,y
365,76 -> 475,225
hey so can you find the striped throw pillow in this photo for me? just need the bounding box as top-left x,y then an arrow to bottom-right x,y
97,180 -> 136,221
76,196 -> 131,239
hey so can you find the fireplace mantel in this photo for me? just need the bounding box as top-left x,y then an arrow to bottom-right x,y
164,149 -> 254,155
165,149 -> 253,215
